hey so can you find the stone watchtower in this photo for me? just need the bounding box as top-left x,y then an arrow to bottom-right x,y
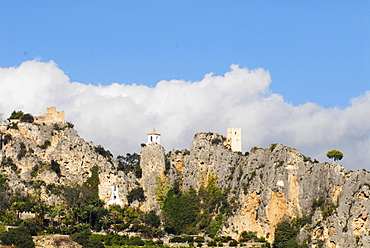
34,107 -> 65,125
226,128 -> 242,152
147,129 -> 161,144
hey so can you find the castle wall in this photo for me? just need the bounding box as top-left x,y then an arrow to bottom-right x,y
34,107 -> 65,125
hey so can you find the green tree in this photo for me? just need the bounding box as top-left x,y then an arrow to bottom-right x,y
273,220 -> 298,248
326,150 -> 343,161
94,145 -> 113,158
117,153 -> 142,178
100,215 -> 111,231
0,227 -> 35,248
7,110 -> 24,121
162,186 -> 198,234
0,174 -> 10,214
143,210 -> 161,228
72,230 -> 104,248
127,187 -> 145,204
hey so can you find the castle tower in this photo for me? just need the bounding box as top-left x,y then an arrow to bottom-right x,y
147,129 -> 161,144
34,107 -> 65,125
227,128 -> 242,152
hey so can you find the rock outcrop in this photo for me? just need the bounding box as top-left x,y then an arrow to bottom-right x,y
33,234 -> 82,248
149,132 -> 370,246
1,122 -> 369,246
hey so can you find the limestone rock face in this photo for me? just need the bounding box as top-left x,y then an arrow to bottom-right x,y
140,142 -> 165,212
161,133 -> 370,246
33,234 -> 82,248
0,122 -> 120,206
1,123 -> 369,246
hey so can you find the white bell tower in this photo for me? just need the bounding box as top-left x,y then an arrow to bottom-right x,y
147,129 -> 161,144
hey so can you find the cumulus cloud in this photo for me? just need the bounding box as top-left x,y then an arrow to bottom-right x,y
0,60 -> 369,170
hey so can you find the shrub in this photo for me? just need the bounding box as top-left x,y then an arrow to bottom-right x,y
127,187 -> 145,204
277,161 -> 284,167
208,240 -> 217,246
0,227 -> 35,248
273,220 -> 300,248
2,134 -> 12,145
127,236 -> 145,246
30,170 -> 37,178
239,230 -> 258,242
17,142 -> 27,160
72,230 -> 104,248
170,236 -> 184,243
229,240 -> 238,246
212,137 -> 222,145
66,122 -> 74,128
195,236 -> 205,243
7,123 -> 18,130
1,157 -> 17,172
20,113 -> 34,123
143,210 -> 161,228
94,145 -> 113,158
50,160 -> 61,177
38,140 -> 51,149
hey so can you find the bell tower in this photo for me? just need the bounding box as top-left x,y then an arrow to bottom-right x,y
147,129 -> 161,144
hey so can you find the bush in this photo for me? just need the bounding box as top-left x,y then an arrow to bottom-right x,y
19,219 -> 41,236
170,236 -> 184,243
7,110 -> 24,121
50,160 -> 61,176
17,142 -> 27,160
211,137 -> 222,145
208,240 -> 217,246
273,220 -> 298,248
20,114 -> 34,123
2,134 -> 12,145
1,157 -> 18,172
0,227 -> 35,248
229,240 -> 238,246
239,230 -> 258,242
66,122 -> 74,128
143,210 -> 161,228
38,140 -> 51,149
127,236 -> 145,246
94,145 -> 113,158
72,230 -> 104,248
127,187 -> 145,204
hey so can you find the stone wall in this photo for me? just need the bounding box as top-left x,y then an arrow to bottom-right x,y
34,107 -> 65,124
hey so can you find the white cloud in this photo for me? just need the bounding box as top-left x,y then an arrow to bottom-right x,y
0,60 -> 369,170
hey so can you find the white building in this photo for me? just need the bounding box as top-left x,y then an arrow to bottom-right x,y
147,129 -> 161,144
227,128 -> 242,152
106,185 -> 123,205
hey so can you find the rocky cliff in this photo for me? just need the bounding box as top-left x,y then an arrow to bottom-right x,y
0,122 -> 137,207
1,122 -> 369,247
140,132 -> 370,247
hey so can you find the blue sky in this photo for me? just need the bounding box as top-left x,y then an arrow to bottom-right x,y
1,1 -> 370,170
1,1 -> 369,108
